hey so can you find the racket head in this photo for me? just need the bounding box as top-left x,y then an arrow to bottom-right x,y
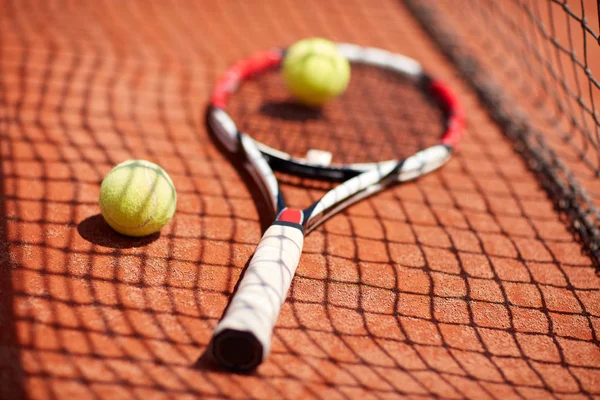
209,44 -> 464,180
208,44 -> 464,233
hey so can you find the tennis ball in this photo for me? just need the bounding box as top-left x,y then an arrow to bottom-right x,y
282,38 -> 350,107
99,160 -> 176,237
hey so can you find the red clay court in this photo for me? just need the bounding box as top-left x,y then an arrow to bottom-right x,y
1,1 -> 599,399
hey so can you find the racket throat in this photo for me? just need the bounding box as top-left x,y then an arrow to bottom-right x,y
275,208 -> 305,232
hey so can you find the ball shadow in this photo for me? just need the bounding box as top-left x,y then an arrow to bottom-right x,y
259,100 -> 324,121
77,214 -> 160,249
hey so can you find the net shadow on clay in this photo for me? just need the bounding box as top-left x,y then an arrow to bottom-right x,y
404,0 -> 600,270
0,38 -> 27,400
1,0 -> 599,399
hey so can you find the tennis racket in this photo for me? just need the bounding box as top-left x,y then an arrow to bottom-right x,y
207,43 -> 465,371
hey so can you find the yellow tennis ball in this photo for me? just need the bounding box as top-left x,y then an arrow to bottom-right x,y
282,38 -> 350,107
99,160 -> 177,237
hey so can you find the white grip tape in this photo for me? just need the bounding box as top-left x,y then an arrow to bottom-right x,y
212,223 -> 304,369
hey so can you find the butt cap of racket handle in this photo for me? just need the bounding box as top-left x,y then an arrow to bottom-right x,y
212,223 -> 305,371
212,329 -> 264,371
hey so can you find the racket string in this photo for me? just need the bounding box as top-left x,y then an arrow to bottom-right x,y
227,65 -> 445,166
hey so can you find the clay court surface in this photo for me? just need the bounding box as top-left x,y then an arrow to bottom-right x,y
1,0 -> 600,399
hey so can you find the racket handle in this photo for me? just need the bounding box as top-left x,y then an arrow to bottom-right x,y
211,219 -> 305,371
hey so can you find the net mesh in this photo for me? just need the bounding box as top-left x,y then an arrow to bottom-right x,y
404,0 -> 600,267
0,0 -> 599,399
